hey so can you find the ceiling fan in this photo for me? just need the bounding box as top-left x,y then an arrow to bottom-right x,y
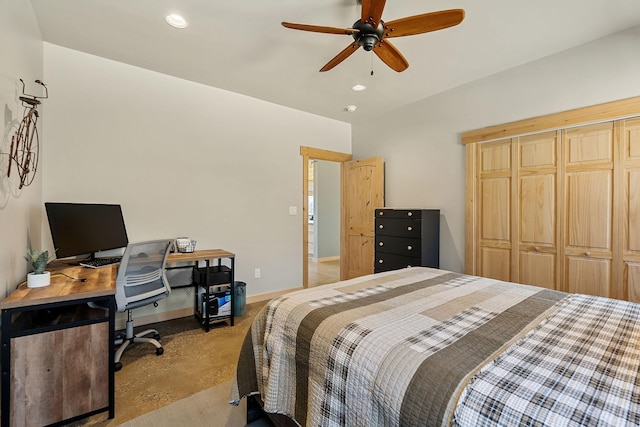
281,0 -> 464,72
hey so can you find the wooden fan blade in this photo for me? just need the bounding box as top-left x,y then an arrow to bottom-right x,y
320,42 -> 361,72
361,0 -> 387,27
282,22 -> 359,35
383,9 -> 465,38
373,40 -> 409,72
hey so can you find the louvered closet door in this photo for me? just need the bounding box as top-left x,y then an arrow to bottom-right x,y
621,118 -> 640,302
478,140 -> 512,281
517,132 -> 559,289
563,122 -> 615,297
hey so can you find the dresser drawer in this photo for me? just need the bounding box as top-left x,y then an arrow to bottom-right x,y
375,218 -> 422,238
374,252 -> 422,272
375,209 -> 423,219
375,235 -> 421,258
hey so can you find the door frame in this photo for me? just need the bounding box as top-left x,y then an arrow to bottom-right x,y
301,146 -> 352,288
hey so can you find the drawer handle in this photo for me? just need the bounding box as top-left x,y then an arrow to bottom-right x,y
407,226 -> 413,231
407,245 -> 412,251
407,212 -> 413,217
534,246 -> 540,252
378,259 -> 384,264
585,251 -> 591,257
379,225 -> 384,229
379,242 -> 384,246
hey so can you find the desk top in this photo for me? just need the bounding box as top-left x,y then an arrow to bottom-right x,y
167,249 -> 235,263
1,264 -> 117,310
1,249 -> 235,310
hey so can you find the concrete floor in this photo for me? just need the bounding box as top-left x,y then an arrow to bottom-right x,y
70,300 -> 267,426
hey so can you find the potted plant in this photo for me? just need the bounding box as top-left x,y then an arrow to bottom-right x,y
25,248 -> 51,288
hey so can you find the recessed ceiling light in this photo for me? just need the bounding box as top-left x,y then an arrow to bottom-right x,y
345,105 -> 357,113
352,84 -> 367,92
165,13 -> 188,29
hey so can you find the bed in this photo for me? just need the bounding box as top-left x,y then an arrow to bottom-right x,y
230,267 -> 640,426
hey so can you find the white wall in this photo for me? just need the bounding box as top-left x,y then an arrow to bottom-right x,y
352,25 -> 640,274
0,0 -> 44,298
41,43 -> 351,315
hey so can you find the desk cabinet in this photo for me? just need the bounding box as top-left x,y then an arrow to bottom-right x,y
374,209 -> 440,273
1,281 -> 115,427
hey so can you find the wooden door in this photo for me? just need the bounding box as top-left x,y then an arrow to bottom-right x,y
517,132 -> 559,289
562,122 -> 616,297
621,118 -> 640,302
477,140 -> 512,281
341,157 -> 384,280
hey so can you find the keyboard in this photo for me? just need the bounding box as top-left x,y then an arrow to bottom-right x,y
80,256 -> 122,268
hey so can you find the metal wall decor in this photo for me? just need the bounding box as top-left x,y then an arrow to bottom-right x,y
7,79 -> 48,189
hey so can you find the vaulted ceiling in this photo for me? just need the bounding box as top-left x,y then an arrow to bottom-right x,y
30,0 -> 640,123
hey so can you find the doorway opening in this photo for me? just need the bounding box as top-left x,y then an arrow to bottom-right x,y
307,159 -> 341,287
300,147 -> 352,288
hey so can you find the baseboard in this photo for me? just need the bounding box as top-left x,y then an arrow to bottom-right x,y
316,256 -> 339,262
119,286 -> 302,329
246,286 -> 303,304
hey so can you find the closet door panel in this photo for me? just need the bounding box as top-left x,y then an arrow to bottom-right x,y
477,141 -> 512,280
519,252 -> 555,289
480,143 -> 510,173
565,123 -> 614,165
563,122 -> 615,297
565,256 -> 611,297
480,247 -> 511,282
565,171 -> 612,251
517,132 -> 558,289
520,174 -> 555,246
626,262 -> 640,303
480,178 -> 510,242
626,169 -> 640,253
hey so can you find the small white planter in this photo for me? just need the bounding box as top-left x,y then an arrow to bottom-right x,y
27,271 -> 51,288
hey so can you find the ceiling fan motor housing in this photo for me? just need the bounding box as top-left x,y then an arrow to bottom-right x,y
352,20 -> 384,51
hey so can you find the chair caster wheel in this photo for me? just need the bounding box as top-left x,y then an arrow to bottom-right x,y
154,333 -> 161,340
156,347 -> 164,356
115,362 -> 123,372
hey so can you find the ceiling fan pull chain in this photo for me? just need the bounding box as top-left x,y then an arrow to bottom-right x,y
370,51 -> 374,76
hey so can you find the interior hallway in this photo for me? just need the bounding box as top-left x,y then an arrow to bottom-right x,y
308,257 -> 340,287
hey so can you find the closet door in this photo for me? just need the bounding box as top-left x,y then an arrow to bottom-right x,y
477,140 -> 512,281
563,122 -> 616,297
621,118 -> 640,302
517,132 -> 559,289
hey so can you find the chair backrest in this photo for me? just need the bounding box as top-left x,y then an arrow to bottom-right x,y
115,239 -> 172,312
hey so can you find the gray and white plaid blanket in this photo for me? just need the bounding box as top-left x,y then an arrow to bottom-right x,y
231,267 -> 640,426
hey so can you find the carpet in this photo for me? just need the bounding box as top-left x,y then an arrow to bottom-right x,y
120,380 -> 246,427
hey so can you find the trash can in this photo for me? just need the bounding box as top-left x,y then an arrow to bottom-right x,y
234,281 -> 246,316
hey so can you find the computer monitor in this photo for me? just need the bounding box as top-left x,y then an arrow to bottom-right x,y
45,202 -> 129,260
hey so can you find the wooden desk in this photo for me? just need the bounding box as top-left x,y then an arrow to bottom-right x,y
167,249 -> 236,330
0,265 -> 116,427
167,248 -> 235,265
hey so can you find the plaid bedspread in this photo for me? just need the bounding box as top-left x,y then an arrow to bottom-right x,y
230,267 -> 640,426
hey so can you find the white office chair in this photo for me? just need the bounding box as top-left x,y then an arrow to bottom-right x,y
112,239 -> 172,371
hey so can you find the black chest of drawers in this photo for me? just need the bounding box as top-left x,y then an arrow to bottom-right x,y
374,209 -> 440,273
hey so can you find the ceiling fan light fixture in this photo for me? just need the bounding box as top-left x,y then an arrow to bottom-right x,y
345,105 -> 357,113
357,34 -> 379,51
165,13 -> 189,29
